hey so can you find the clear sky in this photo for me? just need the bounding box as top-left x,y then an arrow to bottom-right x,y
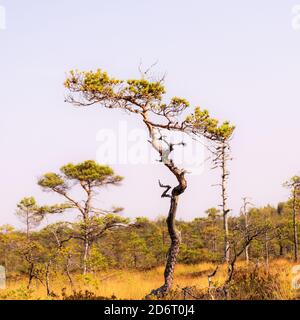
0,0 -> 300,227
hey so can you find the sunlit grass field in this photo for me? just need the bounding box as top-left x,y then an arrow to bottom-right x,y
0,259 -> 297,300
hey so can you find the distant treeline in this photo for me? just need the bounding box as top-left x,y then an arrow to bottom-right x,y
0,203 -> 297,276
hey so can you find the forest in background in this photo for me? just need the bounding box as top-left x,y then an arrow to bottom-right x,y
1,201 -> 299,273
0,168 -> 300,300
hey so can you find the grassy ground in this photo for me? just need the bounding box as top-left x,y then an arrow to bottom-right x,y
0,259 -> 297,300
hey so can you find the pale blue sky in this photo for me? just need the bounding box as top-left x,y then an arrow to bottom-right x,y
0,1 -> 300,226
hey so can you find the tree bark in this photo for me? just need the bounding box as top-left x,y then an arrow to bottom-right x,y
265,231 -> 269,268
244,206 -> 249,264
82,187 -> 92,274
162,193 -> 182,291
293,190 -> 299,262
245,245 -> 249,263
143,114 -> 187,298
65,254 -> 75,290
83,238 -> 89,275
223,212 -> 230,263
27,262 -> 34,289
221,143 -> 230,264
45,261 -> 52,296
147,178 -> 186,298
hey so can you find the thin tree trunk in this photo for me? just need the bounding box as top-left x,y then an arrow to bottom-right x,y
27,263 -> 34,289
45,261 -> 52,296
241,197 -> 252,264
292,187 -> 299,262
223,212 -> 230,263
221,143 -> 230,264
148,185 -> 186,297
213,236 -> 216,253
82,188 -> 92,275
245,245 -> 249,263
265,232 -> 269,269
245,243 -> 249,263
83,238 -> 89,275
26,211 -> 30,241
245,209 -> 249,264
65,254 -> 75,290
293,200 -> 299,262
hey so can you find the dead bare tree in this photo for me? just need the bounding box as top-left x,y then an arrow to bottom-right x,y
240,197 -> 253,264
211,138 -> 234,265
225,219 -> 274,299
206,222 -> 271,300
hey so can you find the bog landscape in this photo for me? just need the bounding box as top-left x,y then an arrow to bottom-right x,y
0,69 -> 300,300
1,2 -> 300,301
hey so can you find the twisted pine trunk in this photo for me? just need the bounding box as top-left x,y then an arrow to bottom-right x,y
143,113 -> 187,298
148,172 -> 187,298
164,195 -> 181,290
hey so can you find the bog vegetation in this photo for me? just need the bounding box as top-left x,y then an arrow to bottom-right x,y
1,68 -> 300,300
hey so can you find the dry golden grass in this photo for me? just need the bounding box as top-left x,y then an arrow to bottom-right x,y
0,259 -> 298,300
